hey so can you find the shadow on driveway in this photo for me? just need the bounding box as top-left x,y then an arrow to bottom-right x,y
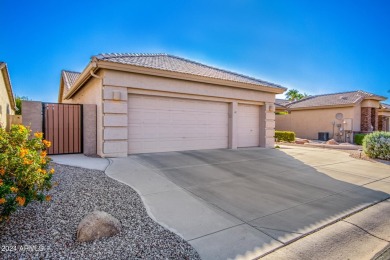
110,147 -> 390,259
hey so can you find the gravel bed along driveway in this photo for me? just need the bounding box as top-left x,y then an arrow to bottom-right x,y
0,163 -> 200,259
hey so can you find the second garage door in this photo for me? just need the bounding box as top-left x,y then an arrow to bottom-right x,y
128,95 -> 229,154
238,104 -> 261,147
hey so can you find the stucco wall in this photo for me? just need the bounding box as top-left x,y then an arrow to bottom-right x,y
22,101 -> 42,134
0,71 -> 14,128
275,114 -> 292,131
361,99 -> 381,108
276,106 -> 360,140
64,73 -> 103,156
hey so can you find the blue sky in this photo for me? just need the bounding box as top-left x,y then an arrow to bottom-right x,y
1,0 -> 389,102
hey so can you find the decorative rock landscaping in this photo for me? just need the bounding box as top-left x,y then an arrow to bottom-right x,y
0,164 -> 200,259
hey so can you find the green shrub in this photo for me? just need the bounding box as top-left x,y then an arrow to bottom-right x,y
354,133 -> 367,145
275,111 -> 289,115
0,125 -> 54,221
363,131 -> 390,160
275,131 -> 296,143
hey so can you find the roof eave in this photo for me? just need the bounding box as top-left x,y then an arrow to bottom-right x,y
64,62 -> 97,100
362,96 -> 387,101
288,104 -> 356,111
0,63 -> 16,110
95,60 -> 286,94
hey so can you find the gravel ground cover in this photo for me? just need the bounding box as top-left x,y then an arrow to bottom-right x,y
0,163 -> 200,259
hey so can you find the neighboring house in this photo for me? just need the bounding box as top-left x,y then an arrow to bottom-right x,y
0,62 -> 16,129
275,90 -> 389,141
59,53 -> 286,157
275,98 -> 290,113
379,103 -> 390,131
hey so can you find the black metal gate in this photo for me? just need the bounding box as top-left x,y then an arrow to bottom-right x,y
42,103 -> 83,155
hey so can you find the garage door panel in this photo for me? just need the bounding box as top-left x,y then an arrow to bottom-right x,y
128,124 -> 227,139
128,95 -> 228,154
238,104 -> 261,148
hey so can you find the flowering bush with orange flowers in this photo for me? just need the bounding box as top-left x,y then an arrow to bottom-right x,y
0,125 -> 54,221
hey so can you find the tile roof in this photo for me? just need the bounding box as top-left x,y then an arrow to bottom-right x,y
287,90 -> 386,109
94,53 -> 285,90
275,98 -> 291,108
62,70 -> 81,89
381,103 -> 390,110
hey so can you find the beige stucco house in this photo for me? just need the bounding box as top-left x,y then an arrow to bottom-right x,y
276,90 -> 389,142
59,53 -> 286,157
0,62 -> 16,129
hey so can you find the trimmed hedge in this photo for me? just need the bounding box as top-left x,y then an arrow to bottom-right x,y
275,131 -> 295,143
354,133 -> 367,145
363,131 -> 390,160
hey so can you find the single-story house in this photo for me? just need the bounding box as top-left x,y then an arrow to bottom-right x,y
0,62 -> 16,129
275,90 -> 389,142
59,53 -> 286,157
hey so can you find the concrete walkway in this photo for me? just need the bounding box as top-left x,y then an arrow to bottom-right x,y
51,154 -> 109,171
105,146 -> 390,259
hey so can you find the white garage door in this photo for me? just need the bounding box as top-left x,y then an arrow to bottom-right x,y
238,104 -> 260,147
128,95 -> 229,154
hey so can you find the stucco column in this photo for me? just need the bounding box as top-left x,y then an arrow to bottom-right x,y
83,104 -> 97,155
22,101 -> 42,134
228,101 -> 238,149
260,103 -> 276,148
102,86 -> 128,157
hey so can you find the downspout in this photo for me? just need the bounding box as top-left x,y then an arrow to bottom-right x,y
90,70 -> 102,80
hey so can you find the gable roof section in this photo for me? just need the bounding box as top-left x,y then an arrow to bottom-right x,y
63,70 -> 81,89
58,70 -> 81,102
287,90 -> 386,110
94,53 -> 285,91
0,62 -> 16,110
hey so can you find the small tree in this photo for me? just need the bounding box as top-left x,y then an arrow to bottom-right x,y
15,96 -> 30,115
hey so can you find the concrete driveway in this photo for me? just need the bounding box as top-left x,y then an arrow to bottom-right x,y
106,146 -> 390,260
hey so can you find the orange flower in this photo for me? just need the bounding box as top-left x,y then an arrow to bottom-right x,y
41,158 -> 46,164
38,169 -> 47,175
0,179 -> 3,186
45,195 -> 52,201
34,132 -> 43,139
0,198 -> 6,204
15,196 -> 26,206
10,187 -> 18,193
0,168 -> 5,176
42,140 -> 51,148
40,151 -> 47,157
49,168 -> 55,174
20,148 -> 29,158
23,158 -> 33,165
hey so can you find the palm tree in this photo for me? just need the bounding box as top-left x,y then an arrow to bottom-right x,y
285,89 -> 306,101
